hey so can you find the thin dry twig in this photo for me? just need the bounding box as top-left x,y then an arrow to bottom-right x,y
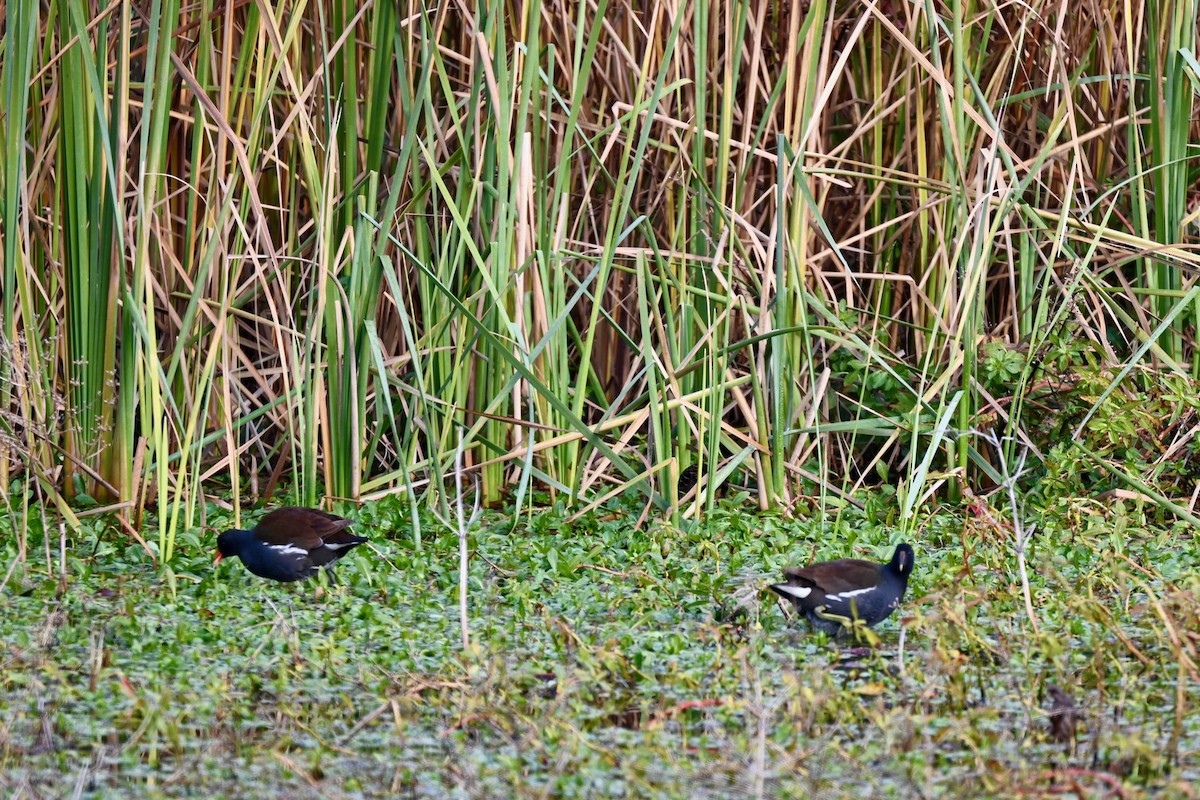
975,430 -> 1040,635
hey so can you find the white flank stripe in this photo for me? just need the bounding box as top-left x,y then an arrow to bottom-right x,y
772,584 -> 812,599
267,543 -> 309,557
827,586 -> 875,601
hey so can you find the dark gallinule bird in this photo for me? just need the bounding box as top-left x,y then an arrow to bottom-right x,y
769,543 -> 914,635
678,464 -> 700,495
214,507 -> 367,582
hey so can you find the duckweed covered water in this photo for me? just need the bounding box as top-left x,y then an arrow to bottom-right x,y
1,498 -> 1196,798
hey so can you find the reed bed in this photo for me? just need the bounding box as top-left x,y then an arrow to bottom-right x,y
0,0 -> 1197,556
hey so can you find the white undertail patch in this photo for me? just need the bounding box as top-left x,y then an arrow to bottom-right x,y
772,584 -> 813,599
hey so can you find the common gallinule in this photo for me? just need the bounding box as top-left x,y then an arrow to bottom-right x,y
215,507 -> 367,582
769,543 -> 914,634
1046,685 -> 1079,746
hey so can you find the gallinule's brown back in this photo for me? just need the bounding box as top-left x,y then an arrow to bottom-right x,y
215,507 -> 367,582
769,543 -> 914,634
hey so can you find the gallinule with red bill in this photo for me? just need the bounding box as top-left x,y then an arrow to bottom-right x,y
215,507 -> 367,582
769,543 -> 914,634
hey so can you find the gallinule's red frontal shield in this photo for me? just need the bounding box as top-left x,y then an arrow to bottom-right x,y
769,543 -> 914,634
215,507 -> 367,582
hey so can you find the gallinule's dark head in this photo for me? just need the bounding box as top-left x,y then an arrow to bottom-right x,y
769,543 -> 914,635
215,507 -> 367,582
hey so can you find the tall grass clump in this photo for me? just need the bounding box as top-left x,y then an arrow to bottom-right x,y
0,0 -> 1197,553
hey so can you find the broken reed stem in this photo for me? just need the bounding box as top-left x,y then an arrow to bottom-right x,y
980,430 -> 1041,636
455,427 -> 469,650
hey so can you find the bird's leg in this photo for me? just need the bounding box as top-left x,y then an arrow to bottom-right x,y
813,603 -> 880,648
846,599 -> 881,647
813,605 -> 854,629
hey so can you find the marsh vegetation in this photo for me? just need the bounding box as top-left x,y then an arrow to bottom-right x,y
1,0 -> 1199,795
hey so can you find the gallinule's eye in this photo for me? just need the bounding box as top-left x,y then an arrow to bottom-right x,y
214,507 -> 367,583
769,543 -> 914,635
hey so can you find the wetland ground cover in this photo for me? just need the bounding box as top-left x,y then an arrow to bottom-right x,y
5,0 -> 1200,796
2,495 -> 1196,799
